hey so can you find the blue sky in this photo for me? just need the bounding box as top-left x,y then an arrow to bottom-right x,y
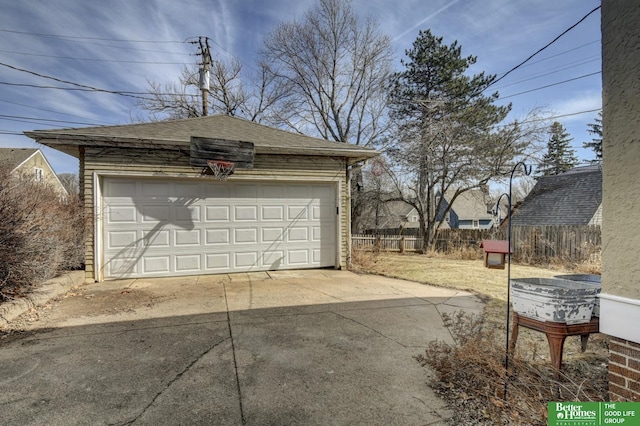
0,0 -> 602,175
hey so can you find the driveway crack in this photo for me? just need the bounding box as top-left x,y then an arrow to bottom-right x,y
223,281 -> 246,425
116,336 -> 230,426
331,311 -> 408,348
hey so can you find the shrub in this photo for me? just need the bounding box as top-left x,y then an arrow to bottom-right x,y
0,165 -> 84,301
416,311 -> 608,425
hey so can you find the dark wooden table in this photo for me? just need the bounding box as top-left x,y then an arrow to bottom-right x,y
509,312 -> 600,379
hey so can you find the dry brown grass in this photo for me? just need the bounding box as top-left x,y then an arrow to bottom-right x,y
416,311 -> 608,425
351,250 -> 563,301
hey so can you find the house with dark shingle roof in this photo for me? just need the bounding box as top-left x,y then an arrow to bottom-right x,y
0,147 -> 68,197
440,188 -> 496,229
25,115 -> 378,282
510,165 -> 602,226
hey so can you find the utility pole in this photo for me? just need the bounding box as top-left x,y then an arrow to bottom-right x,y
197,37 -> 212,116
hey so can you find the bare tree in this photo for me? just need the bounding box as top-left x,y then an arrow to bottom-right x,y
138,59 -> 249,120
57,173 -> 79,195
259,0 -> 393,146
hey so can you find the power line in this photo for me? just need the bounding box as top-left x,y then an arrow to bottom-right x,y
0,99 -> 114,125
0,114 -> 101,126
495,39 -> 600,76
0,49 -> 188,65
0,27 -> 187,44
0,27 -> 192,55
495,108 -> 601,129
492,57 -> 600,91
488,5 -> 601,88
0,61 -> 152,100
0,117 -> 69,127
498,71 -> 601,100
0,80 -> 201,98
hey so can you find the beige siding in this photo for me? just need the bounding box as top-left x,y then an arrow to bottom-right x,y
14,151 -> 67,196
82,147 -> 349,282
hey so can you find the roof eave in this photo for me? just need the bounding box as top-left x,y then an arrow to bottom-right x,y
25,132 -> 379,163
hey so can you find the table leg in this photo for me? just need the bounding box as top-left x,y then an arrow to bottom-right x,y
509,313 -> 520,355
546,333 -> 568,380
580,334 -> 590,352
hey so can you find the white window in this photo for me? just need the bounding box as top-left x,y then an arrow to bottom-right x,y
472,219 -> 480,228
34,167 -> 44,182
411,215 -> 418,222
445,211 -> 451,223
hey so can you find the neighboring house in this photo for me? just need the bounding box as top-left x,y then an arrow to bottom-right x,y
440,188 -> 496,230
0,147 -> 68,197
25,115 -> 377,282
509,165 -> 602,227
372,201 -> 421,231
600,1 -> 640,402
360,188 -> 496,232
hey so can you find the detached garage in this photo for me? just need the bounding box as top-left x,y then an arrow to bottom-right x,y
26,115 -> 377,282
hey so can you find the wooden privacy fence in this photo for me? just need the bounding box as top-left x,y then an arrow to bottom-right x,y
352,225 -> 601,263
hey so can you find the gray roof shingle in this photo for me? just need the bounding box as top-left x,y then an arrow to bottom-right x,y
0,148 -> 38,171
510,166 -> 602,226
24,115 -> 378,162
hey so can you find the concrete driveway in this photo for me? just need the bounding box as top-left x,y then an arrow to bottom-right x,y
0,269 -> 484,425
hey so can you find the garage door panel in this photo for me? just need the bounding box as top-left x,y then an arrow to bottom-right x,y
107,231 -> 138,249
175,254 -> 201,272
206,229 -> 230,244
144,230 -> 170,247
288,227 -> 309,242
262,251 -> 285,268
175,205 -> 200,222
234,205 -> 257,221
234,228 -> 258,243
108,206 -> 137,223
175,229 -> 201,246
103,178 -> 337,279
235,252 -> 258,268
206,253 -> 230,269
288,249 -> 309,265
107,258 -> 138,276
205,206 -> 230,221
262,184 -> 286,198
235,184 -> 258,198
262,205 -> 284,221
288,206 -> 308,220
142,205 -> 170,222
143,256 -> 171,274
142,181 -> 170,198
262,227 -> 284,242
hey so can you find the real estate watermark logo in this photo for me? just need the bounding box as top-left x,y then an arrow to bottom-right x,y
548,402 -> 638,426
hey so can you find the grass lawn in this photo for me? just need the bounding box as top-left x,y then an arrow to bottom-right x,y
353,251 -> 565,302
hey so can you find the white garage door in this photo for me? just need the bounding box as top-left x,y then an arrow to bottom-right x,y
102,178 -> 337,279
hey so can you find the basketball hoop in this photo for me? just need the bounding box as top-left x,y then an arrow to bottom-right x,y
371,159 -> 385,177
206,160 -> 235,181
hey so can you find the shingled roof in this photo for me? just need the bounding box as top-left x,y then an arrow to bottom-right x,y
0,148 -> 38,171
24,115 -> 378,163
510,165 -> 602,226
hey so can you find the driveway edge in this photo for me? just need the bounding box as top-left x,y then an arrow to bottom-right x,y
0,271 -> 85,330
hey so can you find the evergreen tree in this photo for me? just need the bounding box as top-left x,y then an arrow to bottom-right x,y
583,112 -> 603,163
537,121 -> 578,176
386,29 -> 539,250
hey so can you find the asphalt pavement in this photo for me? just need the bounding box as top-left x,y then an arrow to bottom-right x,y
0,269 -> 484,425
